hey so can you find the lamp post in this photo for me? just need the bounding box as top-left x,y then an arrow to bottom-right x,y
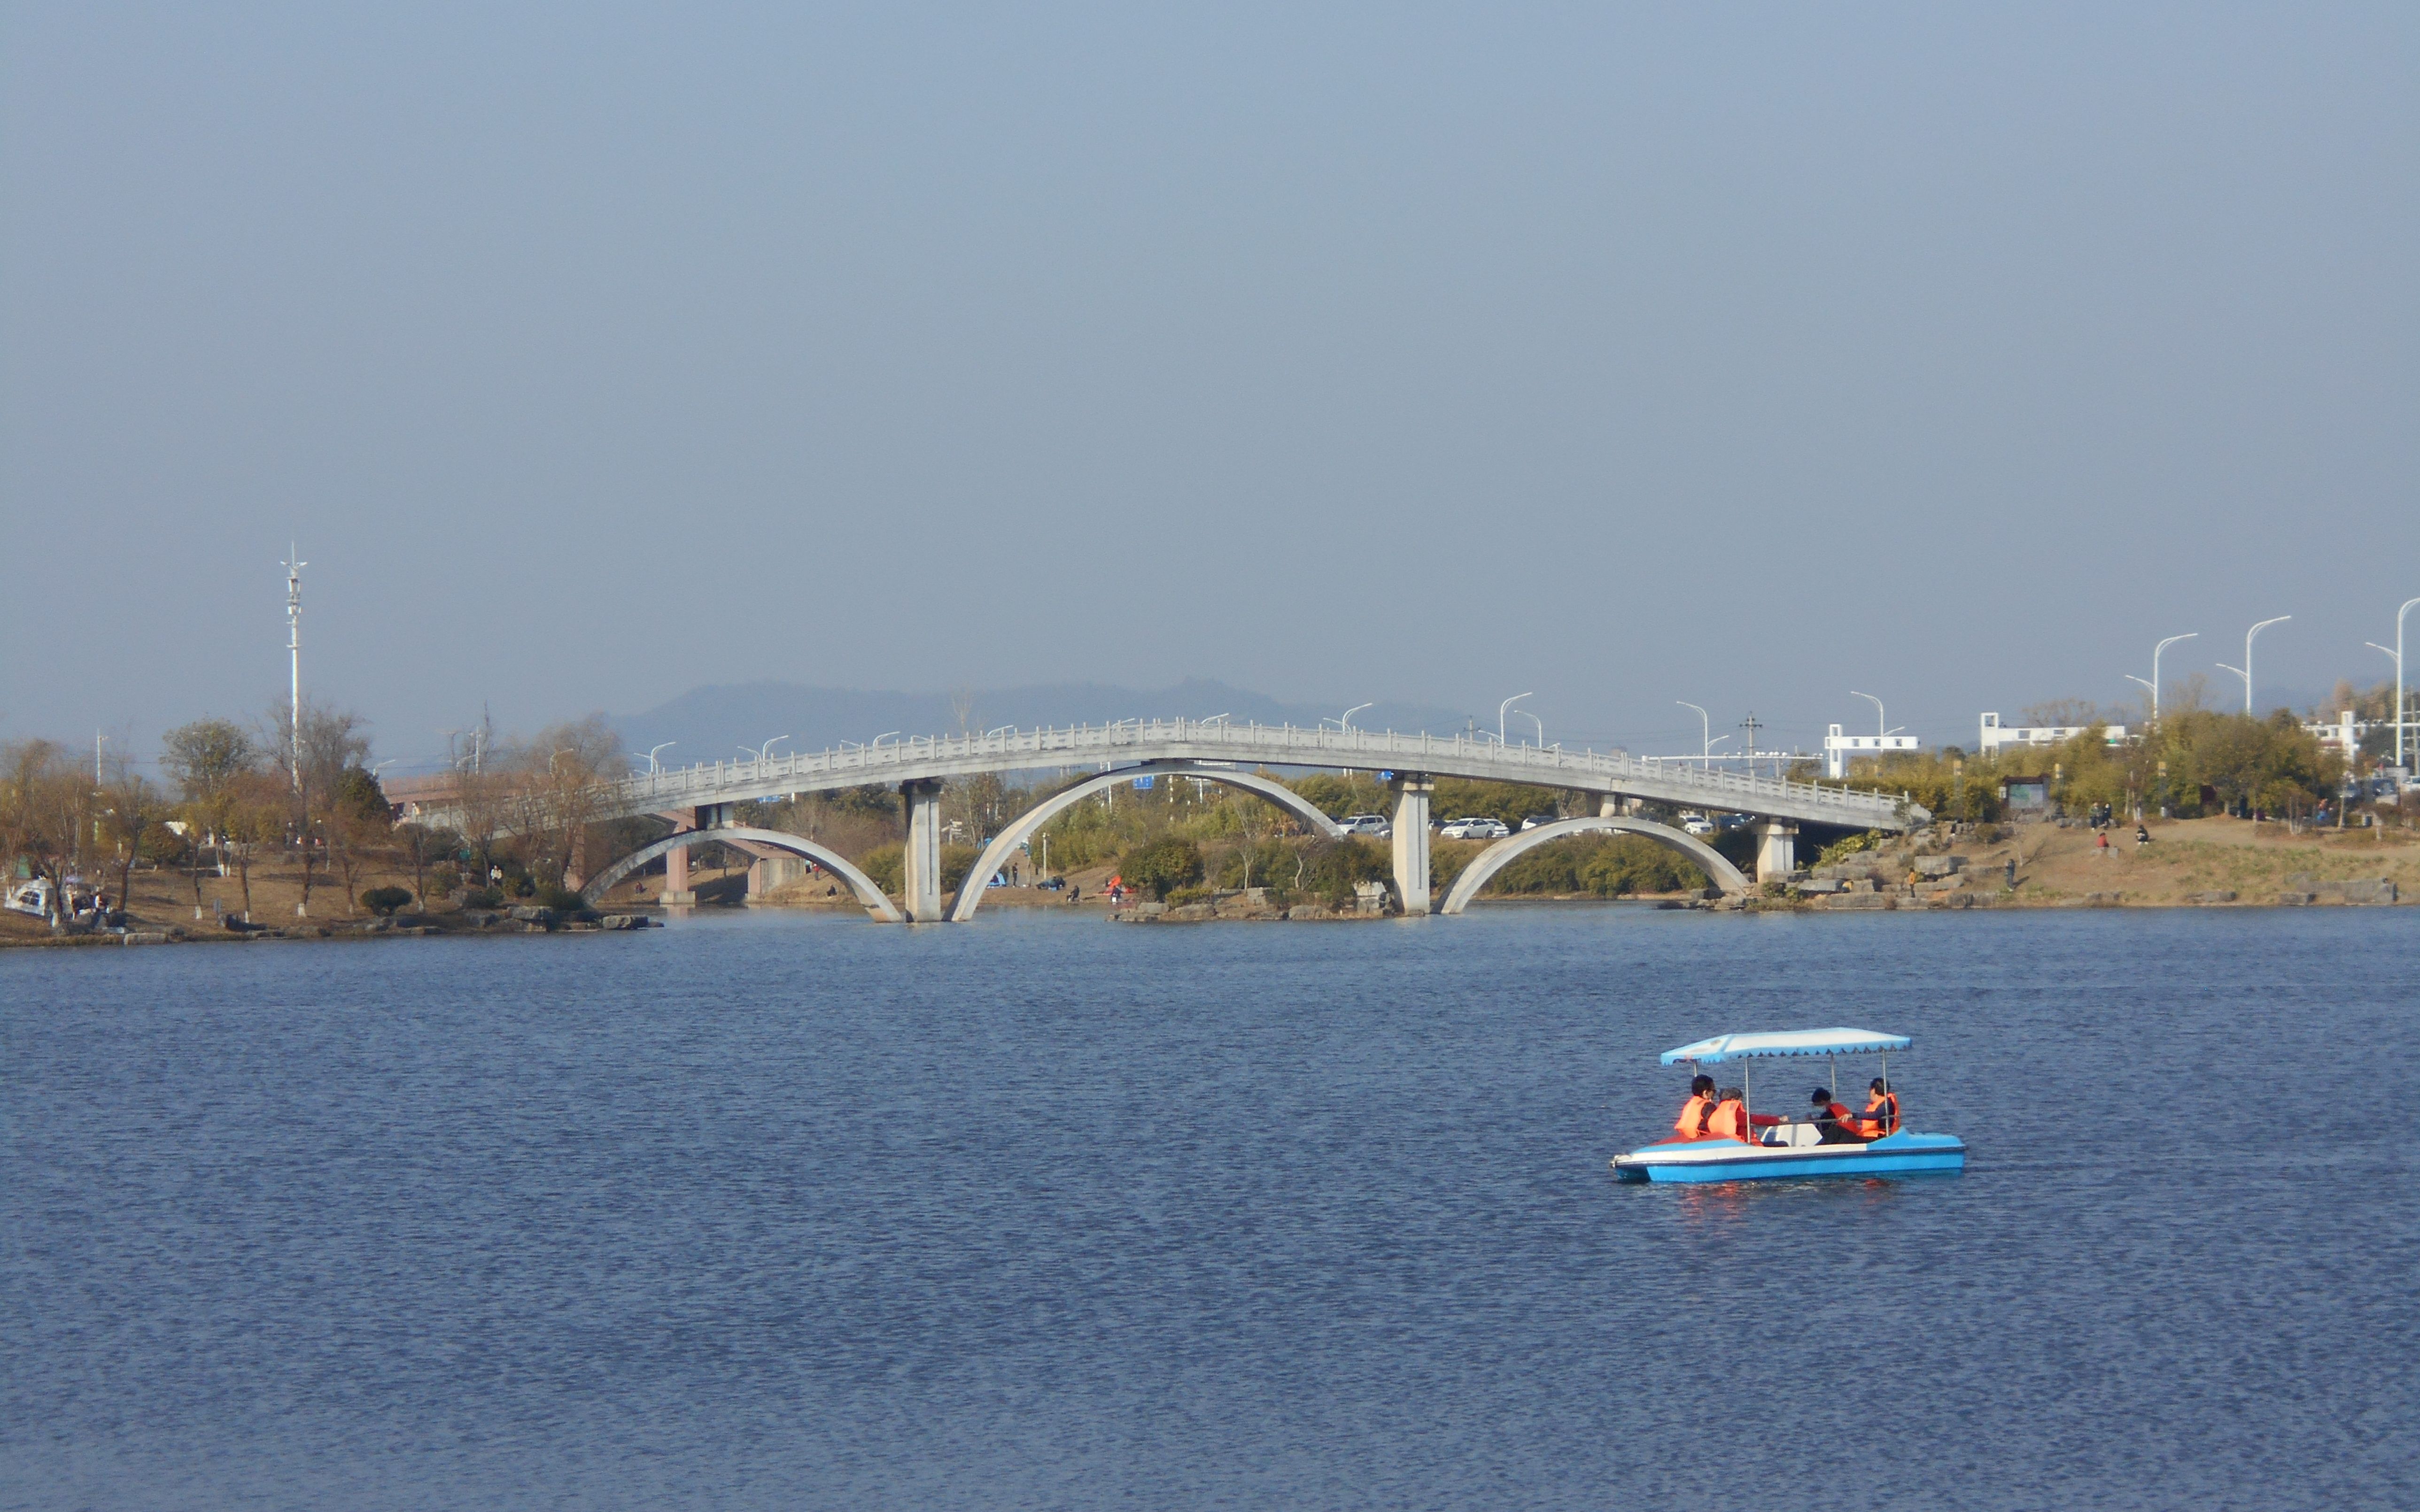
1498,692 -> 1532,745
2396,598 -> 2420,771
2367,644 -> 2402,775
1340,702 -> 1373,733
1849,691 -> 1886,737
2125,633 -> 2197,726
1518,710 -> 1544,747
1677,702 -> 1712,767
2216,617 -> 2290,715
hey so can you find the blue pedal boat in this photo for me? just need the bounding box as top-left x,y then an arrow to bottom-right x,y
1611,1027 -> 1966,1184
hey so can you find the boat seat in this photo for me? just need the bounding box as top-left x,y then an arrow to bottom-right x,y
1760,1123 -> 1821,1149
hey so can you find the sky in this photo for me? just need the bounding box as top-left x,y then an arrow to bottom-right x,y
4,3 -> 2415,771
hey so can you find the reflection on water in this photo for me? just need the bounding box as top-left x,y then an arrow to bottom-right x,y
4,904 -> 2415,1510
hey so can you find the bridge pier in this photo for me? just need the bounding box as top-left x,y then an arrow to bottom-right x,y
901,779 -> 946,921
1389,773 -> 1434,915
1751,818 -> 1797,885
661,810 -> 698,903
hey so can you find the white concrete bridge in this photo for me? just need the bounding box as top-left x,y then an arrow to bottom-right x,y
414,717 -> 1925,922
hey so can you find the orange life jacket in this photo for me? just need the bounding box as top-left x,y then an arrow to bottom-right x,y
1705,1097 -> 1749,1142
1852,1091 -> 1900,1138
1673,1094 -> 1713,1141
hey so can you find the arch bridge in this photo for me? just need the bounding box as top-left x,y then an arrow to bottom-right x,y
413,716 -> 1922,923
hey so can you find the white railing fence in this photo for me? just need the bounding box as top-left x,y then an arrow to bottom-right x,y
584,717 -> 1912,825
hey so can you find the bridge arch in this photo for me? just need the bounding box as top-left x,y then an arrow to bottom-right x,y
583,825 -> 904,922
948,763 -> 1344,922
1438,816 -> 1748,914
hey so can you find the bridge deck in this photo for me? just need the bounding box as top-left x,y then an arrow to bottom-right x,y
415,719 -> 1923,833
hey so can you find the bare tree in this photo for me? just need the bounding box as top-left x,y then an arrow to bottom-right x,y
222,769 -> 288,922
162,718 -> 258,910
99,758 -> 169,918
280,702 -> 372,917
2021,698 -> 2102,729
396,822 -> 459,910
0,740 -> 87,929
489,715 -> 622,889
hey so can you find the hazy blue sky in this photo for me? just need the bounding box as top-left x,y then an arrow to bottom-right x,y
5,4 -> 2414,767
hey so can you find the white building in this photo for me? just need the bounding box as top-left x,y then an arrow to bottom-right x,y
2302,710 -> 2368,756
1823,725 -> 1921,779
1977,713 -> 2128,755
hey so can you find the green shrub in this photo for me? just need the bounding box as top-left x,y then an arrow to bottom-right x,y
459,887 -> 503,910
1485,834 -> 1706,897
1213,838 -> 1293,890
1166,885 -> 1213,907
1298,836 -> 1390,906
1429,779 -> 1569,828
1124,836 -> 1205,900
533,881 -> 584,912
425,867 -> 458,899
858,845 -> 904,895
360,886 -> 413,916
1289,773 -> 1392,818
941,844 -> 981,895
1815,830 -> 1883,867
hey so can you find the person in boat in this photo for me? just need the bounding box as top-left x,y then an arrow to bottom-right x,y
1846,1077 -> 1901,1139
1673,1075 -> 1718,1140
1809,1086 -> 1862,1143
1703,1087 -> 1783,1143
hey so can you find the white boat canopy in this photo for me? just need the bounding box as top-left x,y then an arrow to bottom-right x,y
1660,1028 -> 1911,1065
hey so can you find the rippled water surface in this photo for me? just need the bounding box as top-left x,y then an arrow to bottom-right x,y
5,905 -> 2416,1510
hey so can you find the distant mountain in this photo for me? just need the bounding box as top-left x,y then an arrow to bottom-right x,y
613,678 -> 1476,769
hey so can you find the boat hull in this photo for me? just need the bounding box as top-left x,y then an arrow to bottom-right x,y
1612,1130 -> 1965,1184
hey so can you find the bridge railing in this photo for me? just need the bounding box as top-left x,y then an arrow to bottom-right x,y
598,717 -> 1913,825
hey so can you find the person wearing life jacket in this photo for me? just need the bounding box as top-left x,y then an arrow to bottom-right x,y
1672,1075 -> 1718,1141
1703,1087 -> 1783,1143
1846,1077 -> 1901,1139
1809,1086 -> 1861,1144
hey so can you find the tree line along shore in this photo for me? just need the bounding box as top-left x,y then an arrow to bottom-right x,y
5,701 -> 2414,947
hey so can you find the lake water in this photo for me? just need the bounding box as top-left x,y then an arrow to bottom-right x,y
5,905 -> 2416,1510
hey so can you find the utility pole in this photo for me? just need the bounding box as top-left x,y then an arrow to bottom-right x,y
1739,712 -> 1764,776
282,545 -> 306,790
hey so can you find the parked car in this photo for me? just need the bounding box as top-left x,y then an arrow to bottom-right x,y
1714,813 -> 1752,832
1519,814 -> 1560,831
1438,817 -> 1511,840
1678,811 -> 1715,836
1338,813 -> 1392,838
